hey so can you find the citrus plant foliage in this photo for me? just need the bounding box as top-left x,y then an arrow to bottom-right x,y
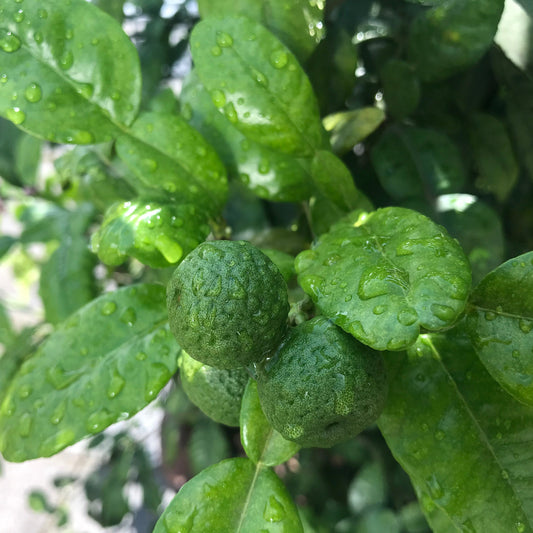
0,0 -> 532,532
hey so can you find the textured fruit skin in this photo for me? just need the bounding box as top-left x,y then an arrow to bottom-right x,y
256,317 -> 388,448
179,351 -> 250,427
167,240 -> 289,369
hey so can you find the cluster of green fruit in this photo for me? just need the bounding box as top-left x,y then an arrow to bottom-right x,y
167,240 -> 388,448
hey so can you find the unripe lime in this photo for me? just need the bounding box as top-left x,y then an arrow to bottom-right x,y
167,240 -> 289,369
256,317 -> 388,448
178,351 -> 250,427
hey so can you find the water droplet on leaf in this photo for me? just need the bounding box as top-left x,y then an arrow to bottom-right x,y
216,31 -> 233,48
101,301 -> 117,316
24,82 -> 42,102
107,371 -> 126,399
270,50 -> 288,69
19,413 -> 32,437
6,106 -> 25,124
0,30 -> 21,52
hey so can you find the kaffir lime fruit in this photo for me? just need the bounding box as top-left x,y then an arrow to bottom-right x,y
256,316 -> 388,448
167,240 -> 289,369
178,351 -> 250,427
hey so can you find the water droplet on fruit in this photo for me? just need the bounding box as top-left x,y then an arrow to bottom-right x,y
0,30 -> 21,52
6,107 -> 25,125
24,82 -> 42,102
270,50 -> 288,69
101,301 -> 117,316
216,31 -> 233,47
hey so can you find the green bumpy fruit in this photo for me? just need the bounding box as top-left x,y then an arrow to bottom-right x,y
167,240 -> 289,369
179,351 -> 250,427
256,317 -> 388,448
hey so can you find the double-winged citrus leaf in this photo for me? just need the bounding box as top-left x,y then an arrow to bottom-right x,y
295,207 -> 471,351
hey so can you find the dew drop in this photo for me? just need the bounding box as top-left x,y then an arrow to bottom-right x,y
224,102 -> 238,123
59,50 -> 73,70
50,400 -> 67,425
431,303 -> 456,322
484,311 -> 497,321
373,305 -> 387,315
0,30 -> 21,52
38,8 -> 48,18
101,301 -> 117,316
13,9 -> 24,23
65,28 -> 73,40
39,430 -> 75,457
136,351 -> 147,361
398,308 -> 418,326
18,384 -> 32,398
501,469 -> 509,480
210,89 -> 226,108
210,45 -> 222,56
144,363 -> 172,402
270,50 -> 288,69
86,409 -> 114,433
516,522 -> 526,533
263,496 -> 285,522
435,430 -> 445,441
0,74 -> 7,83
426,474 -> 444,499
24,82 -> 42,103
77,82 -> 93,99
6,106 -> 25,125
519,319 -> 533,334
107,371 -> 126,399
216,31 -> 233,48
34,31 -> 43,44
258,158 -> 270,174
253,70 -> 268,86
46,364 -> 83,390
120,307 -> 136,326
19,412 -> 32,437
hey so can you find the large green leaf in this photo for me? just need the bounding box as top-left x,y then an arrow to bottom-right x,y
408,0 -> 505,81
371,126 -> 466,201
467,113 -> 519,202
0,284 -> 179,462
116,112 -> 228,215
240,380 -> 300,467
196,0 -> 324,63
153,457 -> 303,533
380,59 -> 421,121
295,207 -> 471,351
190,16 -> 324,157
181,72 -> 313,202
0,0 -> 140,142
466,252 -> 533,405
39,235 -> 97,325
91,198 -> 210,268
378,330 -> 533,532
14,134 -> 42,187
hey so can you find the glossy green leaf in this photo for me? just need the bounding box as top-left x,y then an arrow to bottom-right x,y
378,330 -> 533,532
466,252 -> 533,405
196,0 -> 324,63
323,108 -> 385,155
380,60 -> 420,120
181,72 -> 313,202
91,198 -> 210,268
408,0 -> 505,82
190,16 -> 324,157
468,113 -> 519,202
39,235 -> 97,325
153,457 -> 303,533
116,112 -> 227,215
240,380 -> 300,467
371,126 -> 466,201
0,0 -> 140,142
295,207 -> 471,351
14,134 -> 41,187
435,194 -> 504,284
311,151 -> 362,212
0,284 -> 179,462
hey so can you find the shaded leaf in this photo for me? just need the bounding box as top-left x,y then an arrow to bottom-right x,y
153,457 -> 303,533
378,329 -> 533,532
408,0 -> 505,81
115,112 -> 227,216
190,16 -> 324,157
0,0 -> 140,142
380,59 -> 420,120
0,284 -> 179,461
323,108 -> 385,155
295,207 -> 471,351
14,134 -> 42,187
197,0 -> 324,63
347,461 -> 387,515
240,380 -> 300,467
466,252 -> 533,405
188,419 -> 231,475
371,126 -> 466,201
467,112 -> 519,201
